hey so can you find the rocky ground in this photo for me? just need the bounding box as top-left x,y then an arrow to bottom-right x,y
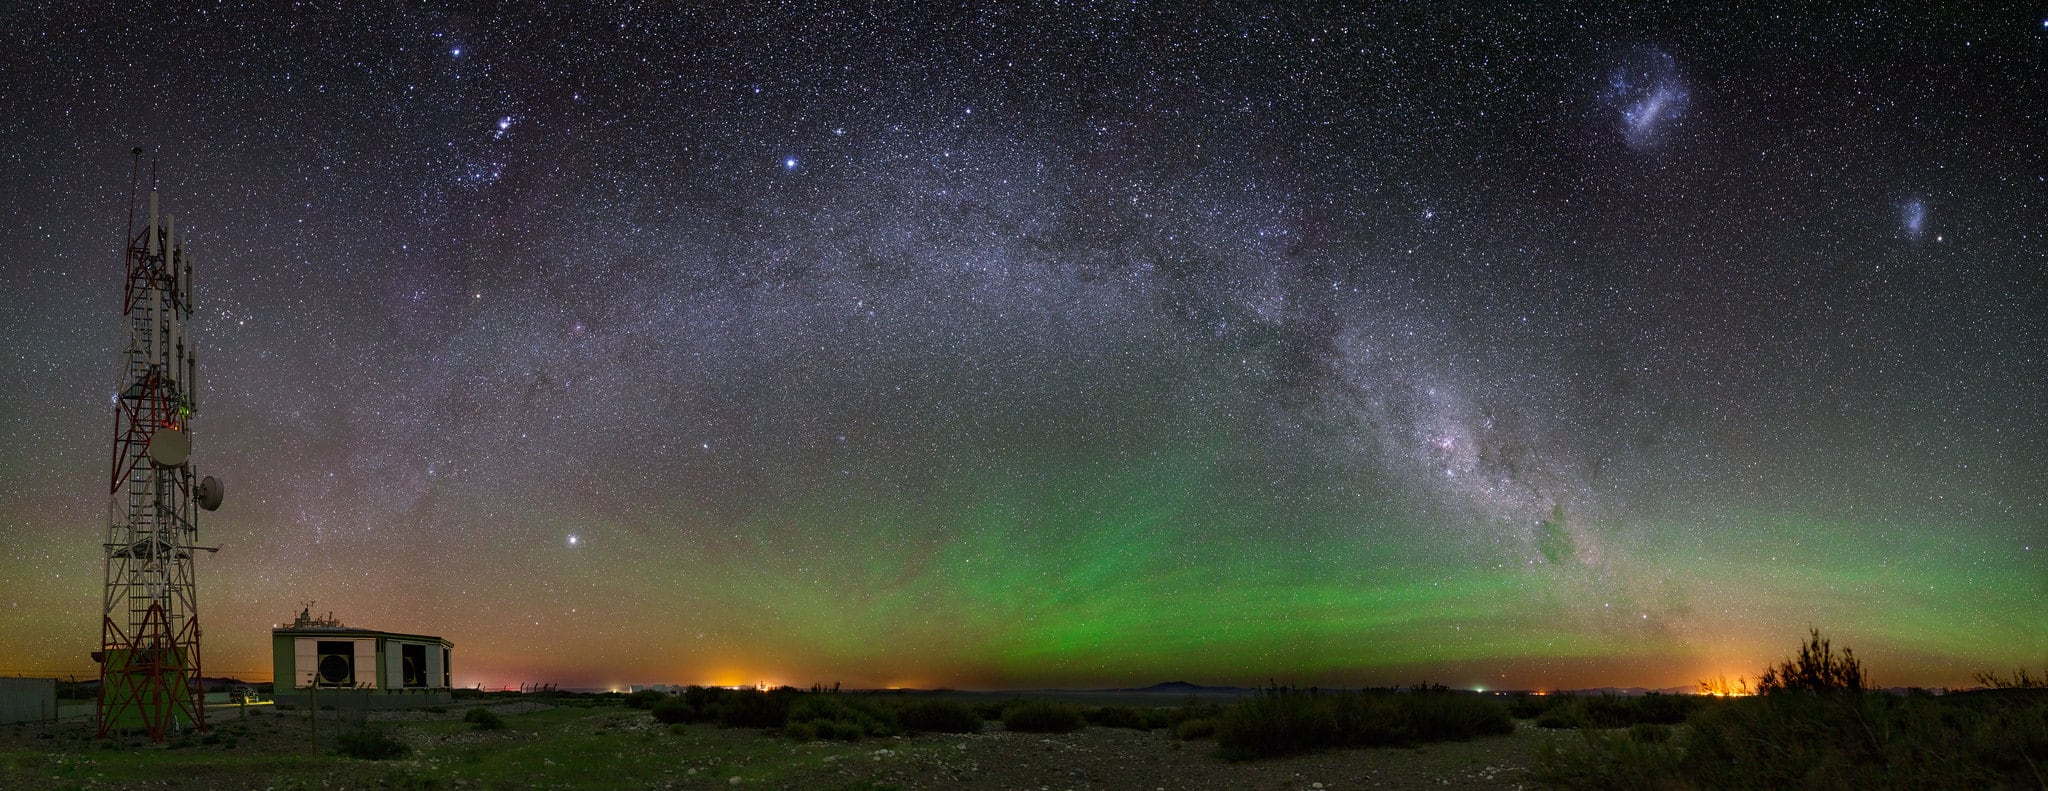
1,701 -> 1575,790
780,721 -> 1568,790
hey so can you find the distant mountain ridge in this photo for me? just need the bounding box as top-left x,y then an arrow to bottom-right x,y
1110,681 -> 1250,694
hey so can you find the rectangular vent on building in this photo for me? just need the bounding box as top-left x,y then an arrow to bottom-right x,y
316,641 -> 355,687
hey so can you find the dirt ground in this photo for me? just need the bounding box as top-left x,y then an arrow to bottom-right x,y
780,721 -> 1569,790
1,701 -> 1575,790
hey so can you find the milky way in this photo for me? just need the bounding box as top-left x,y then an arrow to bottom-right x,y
0,4 -> 2041,690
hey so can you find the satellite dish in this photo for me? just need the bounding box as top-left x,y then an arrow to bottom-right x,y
146,427 -> 190,468
196,476 -> 224,511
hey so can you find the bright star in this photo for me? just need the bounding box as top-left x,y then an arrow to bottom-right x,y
451,47 -> 462,57
567,534 -> 579,546
783,157 -> 799,170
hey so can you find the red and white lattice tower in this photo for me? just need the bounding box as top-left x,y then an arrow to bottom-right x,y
97,151 -> 224,741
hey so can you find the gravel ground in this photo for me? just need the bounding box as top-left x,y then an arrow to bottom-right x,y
2,704 -> 1574,790
782,721 -> 1572,790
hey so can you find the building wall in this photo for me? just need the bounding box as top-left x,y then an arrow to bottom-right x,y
270,631 -> 453,691
0,678 -> 57,725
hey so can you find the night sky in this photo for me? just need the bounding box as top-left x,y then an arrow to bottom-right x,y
1,4 -> 2042,692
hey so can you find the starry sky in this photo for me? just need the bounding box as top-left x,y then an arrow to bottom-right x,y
1,3 -> 2042,692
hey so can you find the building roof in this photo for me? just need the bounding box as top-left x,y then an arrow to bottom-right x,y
271,626 -> 451,646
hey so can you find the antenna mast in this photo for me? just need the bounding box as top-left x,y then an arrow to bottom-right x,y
97,149 -> 225,741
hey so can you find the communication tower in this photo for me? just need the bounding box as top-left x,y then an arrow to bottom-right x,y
96,150 -> 225,740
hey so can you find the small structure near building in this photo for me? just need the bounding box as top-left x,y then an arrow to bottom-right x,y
0,677 -> 58,724
270,607 -> 453,709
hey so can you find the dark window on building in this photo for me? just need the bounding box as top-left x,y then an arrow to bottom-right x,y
402,643 -> 427,687
316,641 -> 354,687
442,647 -> 451,688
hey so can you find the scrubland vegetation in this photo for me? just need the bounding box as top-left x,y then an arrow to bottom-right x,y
7,630 -> 2035,788
1533,630 -> 2048,790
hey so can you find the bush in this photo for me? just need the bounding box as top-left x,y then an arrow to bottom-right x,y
1758,628 -> 1866,693
1972,667 -> 2047,689
1215,687 -> 1513,760
1533,728 -> 1686,790
1215,694 -> 1339,760
1535,700 -> 1588,729
682,685 -> 730,711
1538,630 -> 2048,789
973,699 -> 1021,721
717,688 -> 802,728
894,700 -> 981,734
1508,693 -> 1564,720
1533,693 -> 1699,729
1401,689 -> 1516,742
1083,705 -> 1154,730
464,707 -> 506,730
650,698 -> 699,724
1002,702 -> 1086,733
623,690 -> 668,709
336,729 -> 411,760
1172,718 -> 1217,740
1627,723 -> 1672,743
784,696 -> 897,740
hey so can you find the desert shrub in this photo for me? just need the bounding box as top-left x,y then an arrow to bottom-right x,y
1533,728 -> 1686,790
464,707 -> 506,730
1508,693 -> 1567,719
784,696 -> 897,740
1617,693 -> 1696,725
1401,689 -> 1515,742
1757,628 -> 1865,693
336,729 -> 411,760
1171,699 -> 1225,724
1216,687 -> 1513,760
1141,707 -> 1180,729
1173,718 -> 1217,740
1973,667 -> 2048,689
1627,723 -> 1672,743
1083,705 -> 1154,730
717,688 -> 802,728
1539,630 -> 2048,789
1002,701 -> 1086,733
681,685 -> 729,710
650,698 -> 699,724
623,690 -> 668,709
972,699 -> 1022,721
1215,693 -> 1339,760
894,700 -> 981,733
1532,694 -> 1697,730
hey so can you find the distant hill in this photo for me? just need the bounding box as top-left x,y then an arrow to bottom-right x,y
1109,681 -> 1253,694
